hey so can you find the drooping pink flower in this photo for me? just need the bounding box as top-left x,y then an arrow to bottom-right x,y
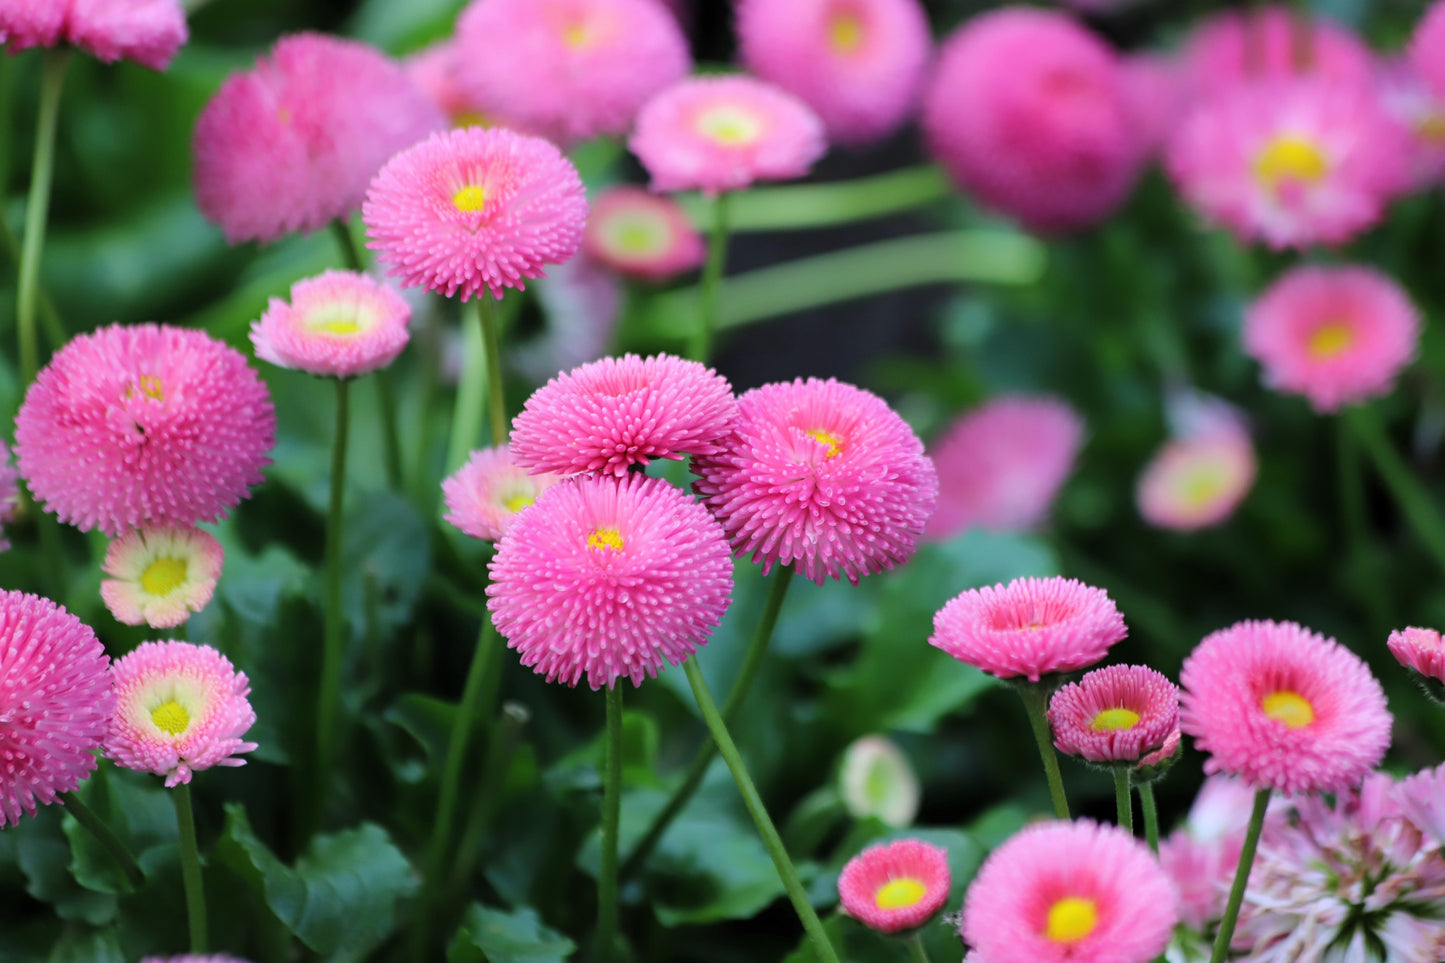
1137,398 -> 1256,531
1409,1 -> 1445,103
1388,627 -> 1445,687
1181,5 -> 1374,93
250,270 -> 411,378
15,323 -> 276,536
1243,264 -> 1419,413
961,820 -> 1179,963
693,377 -> 937,585
511,257 -> 623,383
837,838 -> 951,934
1048,664 -> 1179,765
583,186 -> 704,281
442,446 -> 563,542
487,473 -> 734,689
0,440 -> 19,552
363,126 -> 587,302
929,577 -> 1127,683
100,525 -> 224,629
629,75 -> 827,195
107,641 -> 257,788
0,591 -> 112,828
1,0 -> 187,70
1179,619 -> 1392,795
736,0 -> 931,147
1377,57 -> 1445,191
922,7 -> 1147,233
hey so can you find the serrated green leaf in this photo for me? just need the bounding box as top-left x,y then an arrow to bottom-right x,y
62,766 -> 174,895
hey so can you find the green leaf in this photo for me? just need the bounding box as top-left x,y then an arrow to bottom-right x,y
447,902 -> 577,963
383,692 -> 460,783
43,927 -> 124,963
340,491 -> 432,640
62,766 -> 175,895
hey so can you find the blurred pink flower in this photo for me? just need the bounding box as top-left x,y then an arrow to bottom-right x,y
583,186 -> 704,281
511,257 -> 623,383
442,446 -> 563,542
0,439 -> 18,552
1377,57 -> 1445,190
1,0 -> 187,70
1387,627 -> 1445,688
1181,5 -> 1373,92
1410,1 -> 1445,103
1137,396 -> 1256,531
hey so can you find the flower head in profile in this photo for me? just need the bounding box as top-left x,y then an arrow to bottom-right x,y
1,0 -> 188,70
442,446 -> 563,542
838,839 -> 951,934
1396,762 -> 1445,845
1388,627 -> 1445,700
1048,664 -> 1179,765
839,735 -> 920,827
583,186 -> 704,281
101,526 -> 224,629
251,270 -> 411,378
1137,396 -> 1256,531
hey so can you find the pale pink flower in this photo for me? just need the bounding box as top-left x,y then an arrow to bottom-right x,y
1158,775 -> 1273,929
1,0 -> 187,70
1410,1 -> 1445,103
837,839 -> 950,934
250,270 -> 411,378
1047,664 -> 1179,764
1181,5 -> 1374,93
101,526 -> 223,629
1137,398 -> 1256,531
583,186 -> 704,281
1388,626 -> 1445,688
442,446 -> 563,542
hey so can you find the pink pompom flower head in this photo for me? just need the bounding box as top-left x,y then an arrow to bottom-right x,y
961,820 -> 1179,963
487,473 -> 734,690
101,525 -> 224,629
0,591 -> 113,828
693,377 -> 937,585
442,446 -> 563,542
1180,619 -> 1391,796
583,186 -> 704,281
1243,264 -> 1420,414
363,126 -> 587,302
1387,627 -> 1445,703
1411,1 -> 1445,103
1137,394 -> 1256,531
250,270 -> 411,379
1048,664 -> 1179,767
107,641 -> 257,788
1,0 -> 188,70
630,75 -> 827,196
15,322 -> 276,537
837,838 -> 950,934
510,353 -> 737,477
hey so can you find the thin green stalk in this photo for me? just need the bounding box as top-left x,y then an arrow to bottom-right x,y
675,164 -> 951,233
906,933 -> 933,963
447,702 -> 530,895
1113,768 -> 1133,834
596,686 -> 624,963
330,218 -> 364,272
0,217 -> 64,349
313,377 -> 351,834
1348,406 -> 1445,581
689,193 -> 731,362
59,794 -> 144,890
621,566 -> 795,880
444,309 -> 486,474
1210,789 -> 1270,963
1138,781 -> 1161,854
17,50 -> 70,385
477,295 -> 507,444
682,658 -> 841,963
1016,684 -> 1070,820
173,783 -> 208,953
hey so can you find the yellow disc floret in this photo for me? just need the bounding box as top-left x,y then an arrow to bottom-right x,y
696,106 -> 764,146
806,428 -> 844,458
1263,690 -> 1315,728
504,493 -> 535,514
829,12 -> 865,54
874,877 -> 927,910
140,557 -> 189,597
1045,896 -> 1099,944
453,185 -> 488,212
151,700 -> 191,736
1307,322 -> 1354,359
1091,707 -> 1141,732
587,527 -> 625,552
1254,136 -> 1329,194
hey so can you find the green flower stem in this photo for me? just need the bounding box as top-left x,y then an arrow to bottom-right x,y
682,658 -> 841,963
313,377 -> 351,834
0,216 -> 65,349
1210,789 -> 1271,963
1138,781 -> 1161,854
17,49 -> 70,385
688,192 -> 730,363
59,794 -> 144,890
478,294 -> 507,445
620,566 -> 795,880
447,702 -> 530,896
444,308 -> 486,473
1113,767 -> 1133,835
173,783 -> 208,953
906,933 -> 934,963
675,164 -> 951,233
1016,684 -> 1070,820
1348,406 -> 1445,581
596,685 -> 624,963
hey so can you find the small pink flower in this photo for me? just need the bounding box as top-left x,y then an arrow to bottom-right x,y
101,526 -> 224,629
1387,627 -> 1445,685
1048,664 -> 1179,764
1181,5 -> 1374,92
442,446 -> 563,542
1410,1 -> 1445,103
1137,400 -> 1256,531
1,0 -> 187,70
1157,775 -> 1273,929
837,838 -> 950,934
250,270 -> 411,378
583,186 -> 704,281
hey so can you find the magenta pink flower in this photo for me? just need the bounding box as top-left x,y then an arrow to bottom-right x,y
1,0 -> 187,70
736,0 -> 931,147
1388,627 -> 1445,687
101,525 -> 224,629
487,474 -> 734,689
1410,1 -> 1445,103
1179,619 -> 1392,795
250,270 -> 411,378
442,446 -> 563,542
1048,664 -> 1179,765
1181,5 -> 1373,92
193,33 -> 444,244
629,75 -> 827,196
930,577 -> 1127,683
15,323 -> 275,536
961,820 -> 1179,963
1243,264 -> 1419,413
837,838 -> 951,934
0,591 -> 112,828
107,641 -> 257,788
1120,53 -> 1188,159
1377,58 -> 1445,191
693,377 -> 936,585
922,7 -> 1147,233
0,439 -> 19,552
1137,402 -> 1256,531
363,126 -> 587,302
583,186 -> 704,281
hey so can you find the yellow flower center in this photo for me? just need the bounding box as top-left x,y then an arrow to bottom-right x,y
150,700 -> 191,736
696,106 -> 764,146
587,527 -> 625,552
128,374 -> 164,402
1179,464 -> 1228,509
874,877 -> 926,910
453,185 -> 488,213
140,557 -> 188,597
829,12 -> 865,53
615,219 -> 663,255
454,110 -> 492,130
806,429 -> 843,458
1254,135 -> 1329,194
1417,113 -> 1445,142
304,305 -> 367,337
503,493 -> 535,513
1307,322 -> 1355,359
1091,707 -> 1141,732
1045,896 -> 1099,944
561,22 -> 591,47
1263,690 -> 1315,728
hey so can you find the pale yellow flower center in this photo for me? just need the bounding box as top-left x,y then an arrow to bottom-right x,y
874,877 -> 926,909
806,428 -> 844,458
1178,463 -> 1229,510
695,106 -> 764,146
1263,690 -> 1315,728
453,185 -> 488,213
1307,321 -> 1354,359
151,700 -> 191,736
1254,135 -> 1329,194
1417,113 -> 1445,142
304,305 -> 368,337
503,493 -> 535,513
1091,707 -> 1141,732
614,218 -> 663,255
140,557 -> 188,597
587,527 -> 625,552
1045,896 -> 1099,944
829,12 -> 865,54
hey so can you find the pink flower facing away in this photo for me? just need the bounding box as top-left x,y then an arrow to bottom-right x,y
837,839 -> 950,934
363,126 -> 588,302
1179,619 -> 1392,796
1243,264 -> 1420,413
961,820 -> 1179,963
510,353 -> 737,477
1137,402 -> 1256,531
1047,664 -> 1179,765
736,0 -> 931,147
1411,1 -> 1445,103
922,8 -> 1147,234
454,0 -> 690,148
100,525 -> 223,629
442,446 -> 563,542
1388,626 -> 1445,688
925,395 -> 1083,540
0,439 -> 19,552
929,577 -> 1127,683
251,270 -> 411,378
583,186 -> 704,281
107,641 -> 257,788
0,591 -> 113,828
630,75 -> 827,195
487,473 -> 734,690
15,323 -> 276,537
1377,57 -> 1445,191
693,377 -> 937,585
1181,5 -> 1374,93
0,0 -> 187,70
193,33 -> 444,245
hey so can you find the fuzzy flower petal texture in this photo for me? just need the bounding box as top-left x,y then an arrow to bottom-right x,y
1048,664 -> 1179,764
1179,619 -> 1392,795
583,186 -> 704,281
100,526 -> 224,629
251,270 -> 411,378
442,446 -> 563,542
0,440 -> 19,552
1388,627 -> 1445,686
693,377 -> 937,585
837,839 -> 951,934
364,127 -> 588,301
1,0 -> 188,70
1377,57 -> 1445,192
0,592 -> 113,828
1181,5 -> 1373,92
15,323 -> 275,537
487,473 -> 734,690
107,641 -> 257,788
1136,400 -> 1256,531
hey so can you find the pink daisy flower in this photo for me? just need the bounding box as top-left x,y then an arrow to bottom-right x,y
0,591 -> 112,828
1388,626 -> 1445,689
735,0 -> 932,147
1377,57 -> 1445,191
193,33 -> 444,245
1179,619 -> 1392,795
363,126 -> 587,302
1410,1 -> 1445,103
629,75 -> 827,196
921,8 -> 1147,233
0,440 -> 19,552
1137,400 -> 1256,531
510,353 -> 737,477
107,641 -> 257,788
583,186 -> 704,281
961,820 -> 1179,963
15,322 -> 275,536
839,735 -> 919,827
1047,664 -> 1179,765
1,0 -> 187,71
929,577 -> 1127,683
837,838 -> 951,934
442,446 -> 563,542
692,377 -> 937,585
100,525 -> 223,629
924,395 -> 1083,540
1181,5 -> 1374,92
453,0 -> 690,148
486,473 -> 734,689
250,270 -> 411,379
1243,264 -> 1420,413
